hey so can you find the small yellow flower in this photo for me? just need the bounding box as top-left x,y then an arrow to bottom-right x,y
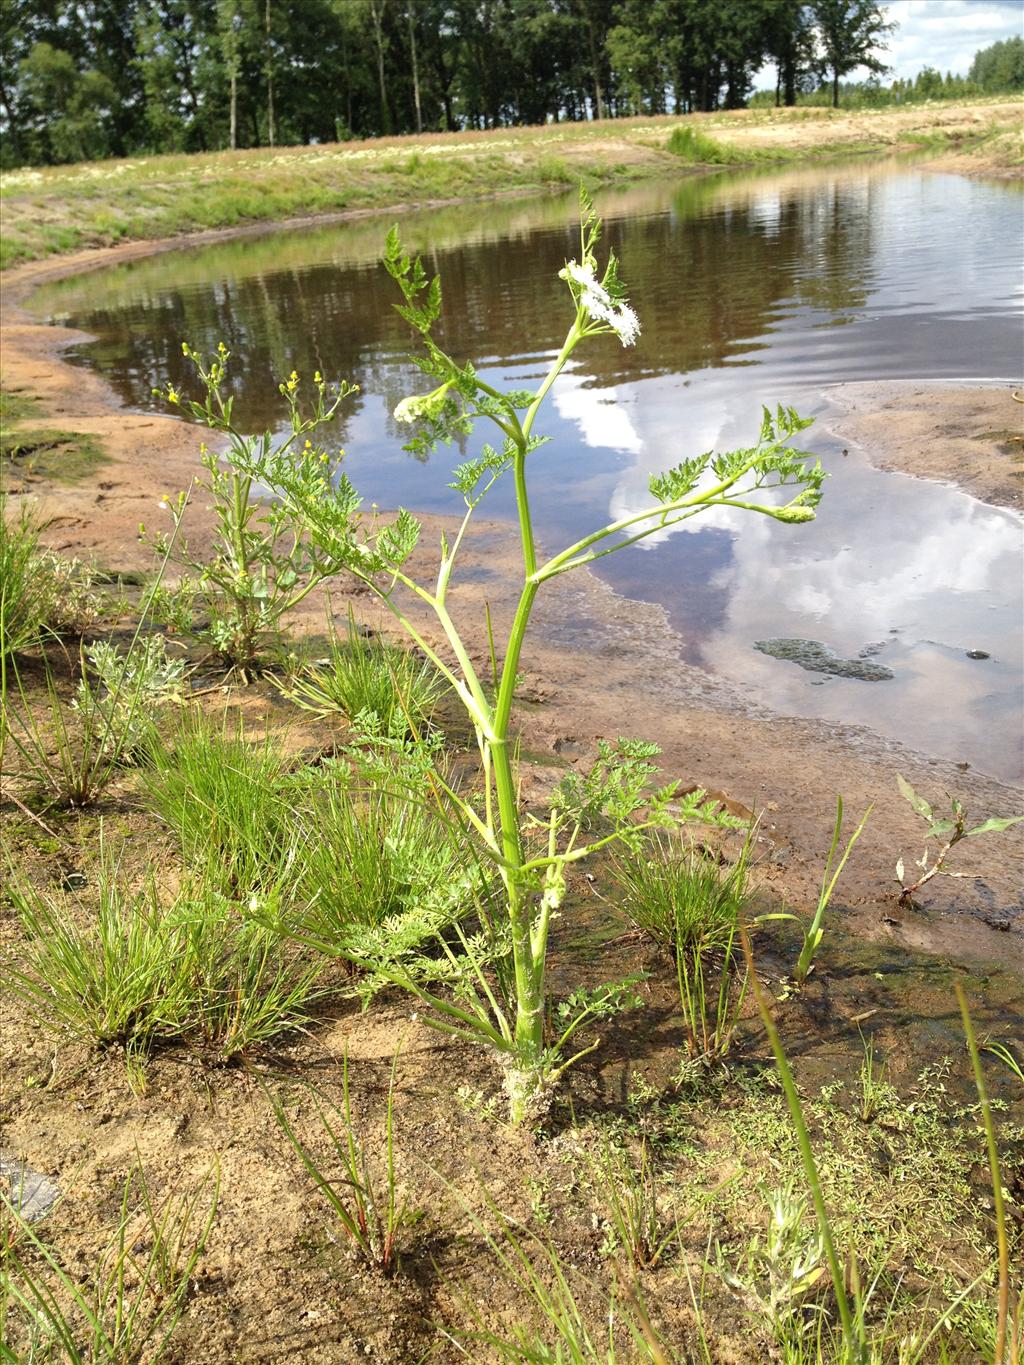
167,387 -> 179,404
304,439 -> 312,450
314,370 -> 322,383
181,342 -> 189,355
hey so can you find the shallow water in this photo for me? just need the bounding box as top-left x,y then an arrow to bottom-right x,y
32,159 -> 1024,782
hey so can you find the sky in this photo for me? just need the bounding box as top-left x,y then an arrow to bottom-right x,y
757,0 -> 1024,88
880,0 -> 1023,79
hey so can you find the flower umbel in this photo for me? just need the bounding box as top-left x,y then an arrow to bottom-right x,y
559,259 -> 640,348
394,381 -> 453,424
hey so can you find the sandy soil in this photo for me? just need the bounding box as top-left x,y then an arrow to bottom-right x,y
708,98 -> 1023,178
829,382 -> 1024,511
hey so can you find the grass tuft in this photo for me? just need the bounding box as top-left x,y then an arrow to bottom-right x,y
666,125 -> 744,165
10,870 -> 325,1066
613,830 -> 753,956
145,709 -> 297,896
279,608 -> 446,733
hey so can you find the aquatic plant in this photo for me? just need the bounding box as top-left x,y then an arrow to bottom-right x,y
894,775 -> 1023,907
182,191 -> 827,1124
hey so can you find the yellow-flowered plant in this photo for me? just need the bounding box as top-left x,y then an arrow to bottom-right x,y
146,343 -> 354,671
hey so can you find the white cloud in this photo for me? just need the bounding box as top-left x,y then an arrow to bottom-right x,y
883,0 -> 1023,79
757,0 -> 1023,88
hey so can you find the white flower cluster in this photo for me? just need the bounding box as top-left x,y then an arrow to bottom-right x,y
394,380 -> 452,424
560,259 -> 641,347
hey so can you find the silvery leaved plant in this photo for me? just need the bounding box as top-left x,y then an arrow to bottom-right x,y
196,191 -> 826,1124
74,635 -> 186,760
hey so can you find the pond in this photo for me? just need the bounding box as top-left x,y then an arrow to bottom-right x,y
31,159 -> 1024,783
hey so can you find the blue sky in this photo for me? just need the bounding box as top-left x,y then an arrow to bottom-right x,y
757,0 -> 1023,87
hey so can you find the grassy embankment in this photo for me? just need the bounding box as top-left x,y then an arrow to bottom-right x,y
1,97 -> 1020,271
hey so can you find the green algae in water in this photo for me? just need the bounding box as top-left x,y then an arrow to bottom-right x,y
754,637 -> 894,682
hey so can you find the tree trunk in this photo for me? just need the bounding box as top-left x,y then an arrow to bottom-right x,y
230,69 -> 237,149
832,68 -> 839,108
407,0 -> 422,133
783,55 -> 796,107
584,12 -> 605,120
265,0 -> 275,146
369,0 -> 391,134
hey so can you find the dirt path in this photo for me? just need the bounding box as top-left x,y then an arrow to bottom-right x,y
2,226 -> 1022,963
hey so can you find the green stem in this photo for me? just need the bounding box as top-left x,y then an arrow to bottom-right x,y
741,930 -> 864,1360
956,982 -> 1010,1365
535,459 -> 763,582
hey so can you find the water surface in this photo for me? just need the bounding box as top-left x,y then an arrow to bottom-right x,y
32,160 -> 1024,782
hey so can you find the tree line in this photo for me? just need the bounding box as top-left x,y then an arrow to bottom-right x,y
0,1 -> 1018,169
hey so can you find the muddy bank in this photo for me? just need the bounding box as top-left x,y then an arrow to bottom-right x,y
828,381 -> 1024,511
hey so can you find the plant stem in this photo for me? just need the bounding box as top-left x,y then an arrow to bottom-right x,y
956,982 -> 1010,1364
741,929 -> 865,1361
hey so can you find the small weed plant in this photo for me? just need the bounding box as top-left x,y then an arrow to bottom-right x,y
74,635 -> 185,760
676,928 -> 749,1074
895,774 -> 1022,906
857,1034 -> 889,1124
148,343 -> 354,672
718,1181 -> 826,1346
4,648 -> 140,808
270,1049 -> 410,1275
760,797 -> 871,988
174,192 -> 828,1122
590,1137 -> 677,1270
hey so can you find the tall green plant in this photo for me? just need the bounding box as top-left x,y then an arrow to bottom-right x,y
184,192 -> 827,1123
